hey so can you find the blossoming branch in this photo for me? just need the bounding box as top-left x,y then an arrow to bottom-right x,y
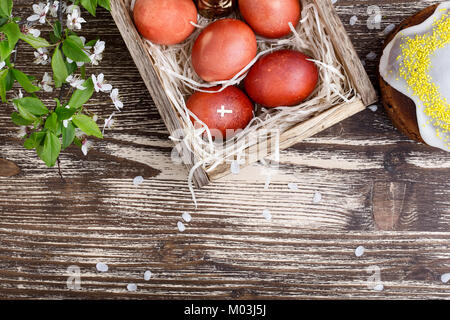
0,0 -> 121,169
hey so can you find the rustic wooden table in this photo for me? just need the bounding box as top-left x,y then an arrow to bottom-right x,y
0,0 -> 449,299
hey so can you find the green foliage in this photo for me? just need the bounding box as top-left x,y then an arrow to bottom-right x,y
19,33 -> 51,49
72,114 -> 103,138
98,0 -> 111,11
1,22 -> 20,51
0,0 -> 13,18
52,47 -> 69,87
11,69 -> 40,93
0,69 -> 7,102
37,131 -> 61,167
1,0 -> 112,168
62,35 -> 91,63
68,78 -> 94,108
62,122 -> 76,149
81,0 -> 98,17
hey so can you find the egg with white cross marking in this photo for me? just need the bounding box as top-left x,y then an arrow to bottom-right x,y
186,86 -> 254,140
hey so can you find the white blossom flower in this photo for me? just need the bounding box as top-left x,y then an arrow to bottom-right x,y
49,1 -> 59,18
89,40 -> 105,65
12,89 -> 23,111
66,74 -> 86,90
39,72 -> 53,92
67,8 -> 86,30
81,139 -> 93,156
92,73 -> 112,93
75,128 -> 85,139
67,56 -> 85,68
27,3 -> 50,24
29,28 -> 41,37
110,89 -> 123,111
0,61 -> 5,70
33,47 -> 50,65
62,106 -> 72,128
17,126 -> 28,138
81,37 -> 92,50
102,112 -> 116,134
66,4 -> 79,14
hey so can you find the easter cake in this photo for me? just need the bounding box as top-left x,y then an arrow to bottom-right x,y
380,2 -> 450,151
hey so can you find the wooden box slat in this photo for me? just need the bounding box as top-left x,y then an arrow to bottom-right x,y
110,0 -> 377,187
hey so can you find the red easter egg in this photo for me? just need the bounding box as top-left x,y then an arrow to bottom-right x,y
191,19 -> 257,82
187,86 -> 254,139
239,0 -> 301,39
244,50 -> 318,108
133,0 -> 197,45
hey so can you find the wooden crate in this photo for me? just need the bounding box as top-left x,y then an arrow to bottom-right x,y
110,0 -> 377,187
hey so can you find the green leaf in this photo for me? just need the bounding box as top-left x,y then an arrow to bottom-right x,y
14,97 -> 49,116
0,0 -> 12,18
68,77 -> 94,108
45,112 -> 58,133
62,122 -> 76,149
72,114 -> 103,138
17,104 -> 37,122
37,131 -> 61,167
85,38 -> 99,47
0,68 -> 7,102
81,0 -> 97,16
55,105 -> 77,120
65,60 -> 77,76
24,131 -> 46,149
19,33 -> 50,49
5,68 -> 15,91
11,112 -> 33,126
98,0 -> 111,11
0,17 -> 8,28
1,22 -> 20,50
51,47 -> 68,88
53,21 -> 62,40
11,69 -> 40,93
63,36 -> 91,63
0,40 -> 12,61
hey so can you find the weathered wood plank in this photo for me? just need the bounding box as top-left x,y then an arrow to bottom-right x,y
0,0 -> 449,299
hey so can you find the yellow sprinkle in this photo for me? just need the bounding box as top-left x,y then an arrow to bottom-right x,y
398,12 -> 450,140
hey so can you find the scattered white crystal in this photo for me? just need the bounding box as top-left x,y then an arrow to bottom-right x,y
230,160 -> 240,175
288,183 -> 299,191
383,23 -> 396,35
368,105 -> 378,112
366,51 -> 377,61
262,209 -> 272,221
313,192 -> 322,203
144,270 -> 152,281
127,283 -> 137,292
355,246 -> 365,257
133,176 -> 144,186
350,16 -> 358,26
373,284 -> 384,291
182,212 -> 192,223
441,273 -> 450,283
96,262 -> 108,272
177,221 -> 186,232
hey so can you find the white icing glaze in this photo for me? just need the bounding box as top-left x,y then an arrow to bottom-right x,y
380,2 -> 450,151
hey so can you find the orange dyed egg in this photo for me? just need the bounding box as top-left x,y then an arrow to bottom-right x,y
187,86 -> 254,139
244,50 -> 318,108
191,19 -> 257,82
239,0 -> 301,39
133,0 -> 197,45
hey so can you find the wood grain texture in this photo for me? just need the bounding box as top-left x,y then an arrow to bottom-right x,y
0,0 -> 449,300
